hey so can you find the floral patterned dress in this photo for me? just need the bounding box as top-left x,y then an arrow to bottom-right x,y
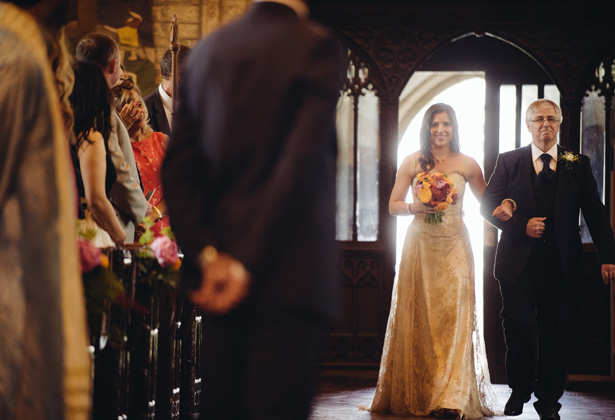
131,131 -> 169,236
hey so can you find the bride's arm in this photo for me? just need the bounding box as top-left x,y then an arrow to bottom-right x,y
79,131 -> 127,245
464,155 -> 487,201
389,153 -> 433,216
464,155 -> 513,221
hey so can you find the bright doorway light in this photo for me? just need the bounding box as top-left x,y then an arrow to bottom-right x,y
396,75 -> 487,331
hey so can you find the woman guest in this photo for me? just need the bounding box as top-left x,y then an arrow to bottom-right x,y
364,103 -> 510,418
70,61 -> 126,247
114,80 -> 169,236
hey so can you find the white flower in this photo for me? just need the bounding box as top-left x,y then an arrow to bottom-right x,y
558,151 -> 580,169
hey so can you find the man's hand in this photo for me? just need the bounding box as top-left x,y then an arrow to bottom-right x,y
189,252 -> 251,314
526,217 -> 546,238
601,263 -> 615,284
492,201 -> 513,221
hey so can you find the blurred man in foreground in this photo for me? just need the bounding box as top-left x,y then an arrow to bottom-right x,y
162,0 -> 344,418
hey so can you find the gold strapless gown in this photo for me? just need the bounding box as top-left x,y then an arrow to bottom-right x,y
369,173 -> 497,418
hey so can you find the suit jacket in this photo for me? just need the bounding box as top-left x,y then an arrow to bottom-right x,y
108,111 -> 148,242
161,2 -> 344,320
481,144 -> 615,288
143,87 -> 171,137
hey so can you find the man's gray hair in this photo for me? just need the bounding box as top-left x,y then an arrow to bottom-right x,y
525,99 -> 562,123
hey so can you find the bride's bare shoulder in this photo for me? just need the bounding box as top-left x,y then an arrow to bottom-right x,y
401,151 -> 422,166
454,153 -> 478,167
399,151 -> 423,174
453,153 -> 483,179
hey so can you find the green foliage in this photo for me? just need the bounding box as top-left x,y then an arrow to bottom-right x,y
136,217 -> 180,297
139,229 -> 155,246
77,223 -> 97,242
136,251 -> 180,298
82,262 -> 125,347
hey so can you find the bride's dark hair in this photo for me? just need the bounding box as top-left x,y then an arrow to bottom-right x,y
418,103 -> 461,172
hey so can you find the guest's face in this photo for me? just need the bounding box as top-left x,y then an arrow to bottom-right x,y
430,112 -> 453,148
133,99 -> 147,130
108,49 -> 123,88
527,105 -> 560,148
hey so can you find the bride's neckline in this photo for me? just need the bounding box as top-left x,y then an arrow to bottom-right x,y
417,171 -> 463,178
433,154 -> 451,164
432,150 -> 462,163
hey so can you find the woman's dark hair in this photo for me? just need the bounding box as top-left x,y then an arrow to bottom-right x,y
418,103 -> 461,171
69,61 -> 112,149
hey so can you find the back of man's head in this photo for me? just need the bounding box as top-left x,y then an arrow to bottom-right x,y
76,32 -> 119,71
160,45 -> 192,81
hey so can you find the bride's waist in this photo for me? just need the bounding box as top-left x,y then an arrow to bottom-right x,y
410,214 -> 466,235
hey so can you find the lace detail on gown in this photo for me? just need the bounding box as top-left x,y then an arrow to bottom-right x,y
368,173 -> 498,418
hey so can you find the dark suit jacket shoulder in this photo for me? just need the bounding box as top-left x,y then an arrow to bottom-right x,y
144,88 -> 170,136
161,2 -> 345,319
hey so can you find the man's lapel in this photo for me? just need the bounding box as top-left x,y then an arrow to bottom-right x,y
555,146 -> 573,212
519,145 -> 534,187
517,145 -> 537,212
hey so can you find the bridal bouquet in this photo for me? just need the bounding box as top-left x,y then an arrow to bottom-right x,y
413,172 -> 458,224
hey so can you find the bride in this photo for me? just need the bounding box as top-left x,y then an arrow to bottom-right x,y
366,103 -> 510,418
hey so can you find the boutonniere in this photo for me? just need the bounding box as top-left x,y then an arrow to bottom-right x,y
558,151 -> 580,170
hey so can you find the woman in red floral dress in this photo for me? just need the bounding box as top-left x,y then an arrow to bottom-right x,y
114,81 -> 169,236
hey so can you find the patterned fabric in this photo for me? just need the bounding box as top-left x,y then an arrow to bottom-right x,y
369,173 -> 497,418
131,131 -> 169,236
0,4 -> 91,418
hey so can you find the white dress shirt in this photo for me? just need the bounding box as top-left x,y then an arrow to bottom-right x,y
531,143 -> 558,175
158,84 -> 173,131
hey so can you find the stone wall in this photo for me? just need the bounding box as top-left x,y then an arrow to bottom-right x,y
149,0 -> 251,83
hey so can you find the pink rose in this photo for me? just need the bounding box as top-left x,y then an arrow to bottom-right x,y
78,239 -> 102,273
150,236 -> 179,267
434,179 -> 447,189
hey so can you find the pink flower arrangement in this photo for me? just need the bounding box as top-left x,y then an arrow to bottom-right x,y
150,235 -> 180,268
413,172 -> 458,224
78,238 -> 103,273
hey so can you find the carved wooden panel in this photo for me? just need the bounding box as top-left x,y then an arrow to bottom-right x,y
569,249 -> 613,376
321,250 -> 388,365
315,4 -> 615,102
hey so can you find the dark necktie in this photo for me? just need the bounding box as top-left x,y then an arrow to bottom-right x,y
538,153 -> 554,183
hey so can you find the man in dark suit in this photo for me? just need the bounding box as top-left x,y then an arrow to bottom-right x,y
481,99 -> 615,420
161,1 -> 344,418
143,45 -> 191,136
